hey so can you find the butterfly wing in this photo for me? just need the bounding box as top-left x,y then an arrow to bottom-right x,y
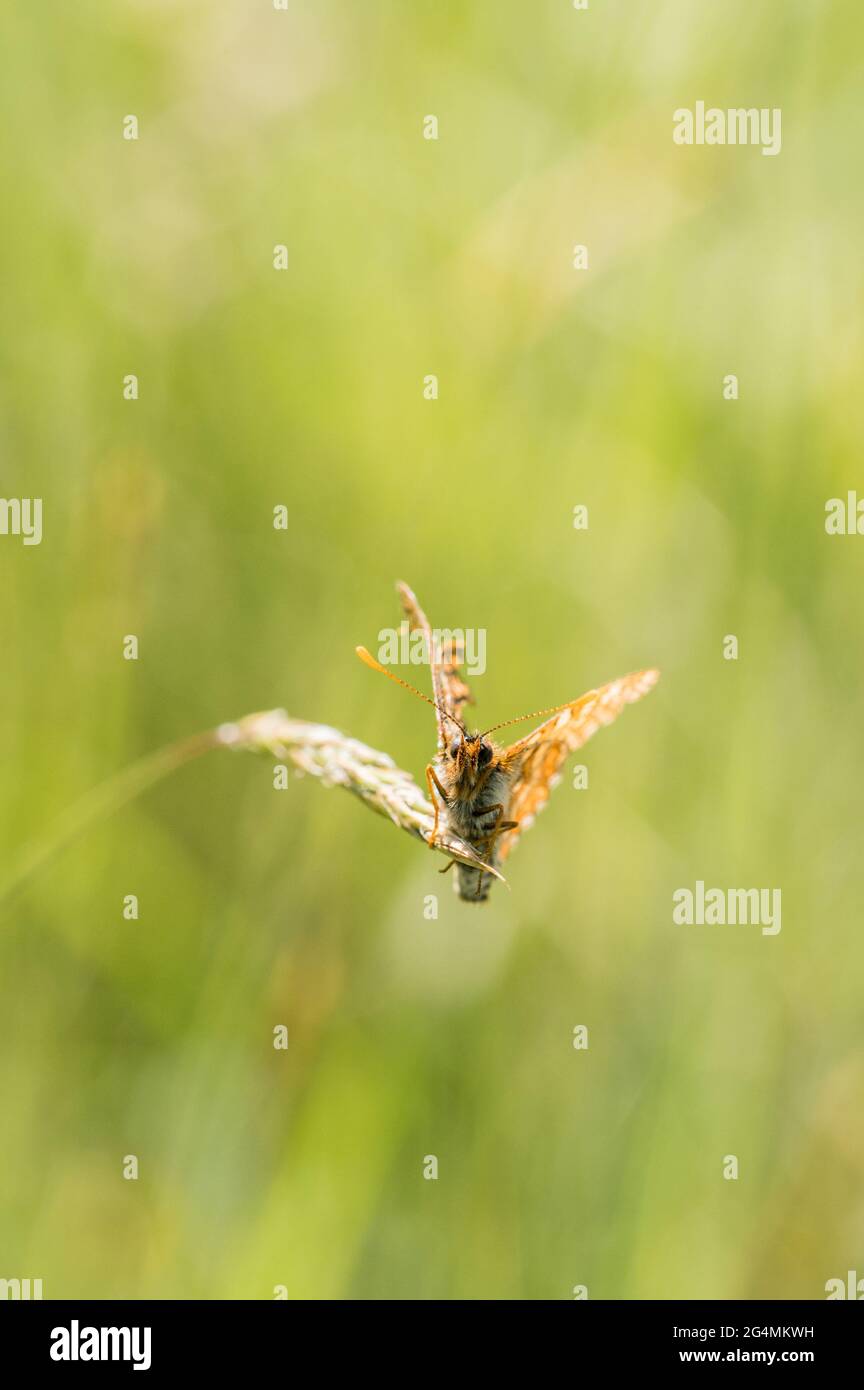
397,580 -> 474,752
497,668 -> 659,862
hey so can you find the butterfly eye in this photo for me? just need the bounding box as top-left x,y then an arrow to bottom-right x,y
449,738 -> 461,759
477,742 -> 493,767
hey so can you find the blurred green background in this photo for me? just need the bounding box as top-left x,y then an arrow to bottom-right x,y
1,0 -> 863,1300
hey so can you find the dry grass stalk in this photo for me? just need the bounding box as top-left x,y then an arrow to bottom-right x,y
216,711 -> 503,881
0,709 -> 503,910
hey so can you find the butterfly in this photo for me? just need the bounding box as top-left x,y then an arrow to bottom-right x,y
357,582 -> 659,901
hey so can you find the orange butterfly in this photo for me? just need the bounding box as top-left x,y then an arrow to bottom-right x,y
357,582 -> 659,901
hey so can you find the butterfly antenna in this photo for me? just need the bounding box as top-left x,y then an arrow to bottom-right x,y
356,647 -> 467,735
481,698 -> 576,738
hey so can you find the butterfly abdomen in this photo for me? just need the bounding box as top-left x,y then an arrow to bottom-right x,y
455,857 -> 496,901
443,764 -> 512,902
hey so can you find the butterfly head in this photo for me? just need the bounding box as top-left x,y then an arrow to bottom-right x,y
448,732 -> 495,787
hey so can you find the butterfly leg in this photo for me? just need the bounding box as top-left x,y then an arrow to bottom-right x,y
476,804 -> 518,860
425,763 -> 449,849
471,804 -> 518,898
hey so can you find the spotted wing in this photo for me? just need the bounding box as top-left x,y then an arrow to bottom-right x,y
497,668 -> 659,862
397,580 -> 474,753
